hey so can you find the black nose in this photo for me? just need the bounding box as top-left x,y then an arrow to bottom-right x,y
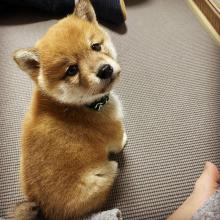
97,64 -> 113,79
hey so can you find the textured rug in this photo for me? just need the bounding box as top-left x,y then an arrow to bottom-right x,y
1,0 -> 220,219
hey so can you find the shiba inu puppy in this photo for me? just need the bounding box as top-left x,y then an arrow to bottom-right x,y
13,0 -> 126,219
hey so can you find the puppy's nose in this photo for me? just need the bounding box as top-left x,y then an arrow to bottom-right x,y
97,64 -> 113,79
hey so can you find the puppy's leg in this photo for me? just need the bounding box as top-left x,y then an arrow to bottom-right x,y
107,93 -> 127,153
85,161 -> 118,193
108,129 -> 127,154
64,161 -> 118,218
83,161 -> 118,209
94,160 -> 118,177
14,201 -> 42,220
122,131 -> 127,149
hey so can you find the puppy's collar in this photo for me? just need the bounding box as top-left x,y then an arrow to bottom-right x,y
86,95 -> 109,111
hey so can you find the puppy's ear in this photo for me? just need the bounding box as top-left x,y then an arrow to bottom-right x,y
13,48 -> 40,80
74,0 -> 97,23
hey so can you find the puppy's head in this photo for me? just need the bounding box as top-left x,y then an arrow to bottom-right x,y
13,0 -> 120,105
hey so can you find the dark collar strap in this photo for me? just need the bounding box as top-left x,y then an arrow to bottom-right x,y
86,95 -> 109,111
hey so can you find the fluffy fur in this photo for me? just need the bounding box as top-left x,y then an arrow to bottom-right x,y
13,0 -> 126,219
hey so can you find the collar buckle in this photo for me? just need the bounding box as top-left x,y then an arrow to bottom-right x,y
87,95 -> 109,111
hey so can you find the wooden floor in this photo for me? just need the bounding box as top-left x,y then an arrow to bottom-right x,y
188,0 -> 220,45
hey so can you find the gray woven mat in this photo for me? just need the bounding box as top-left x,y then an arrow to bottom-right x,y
1,0 -> 220,219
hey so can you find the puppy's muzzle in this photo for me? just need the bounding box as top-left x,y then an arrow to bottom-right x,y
97,64 -> 113,79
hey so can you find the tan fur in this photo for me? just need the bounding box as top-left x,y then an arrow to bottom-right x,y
14,202 -> 41,220
13,0 -> 126,219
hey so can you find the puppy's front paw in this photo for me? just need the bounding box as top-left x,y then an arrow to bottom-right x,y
121,132 -> 127,149
108,132 -> 127,154
113,132 -> 127,153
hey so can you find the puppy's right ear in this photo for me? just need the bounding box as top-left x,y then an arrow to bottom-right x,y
13,48 -> 40,80
74,0 -> 97,23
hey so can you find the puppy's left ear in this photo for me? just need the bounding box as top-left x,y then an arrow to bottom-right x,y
13,48 -> 40,81
74,0 -> 97,23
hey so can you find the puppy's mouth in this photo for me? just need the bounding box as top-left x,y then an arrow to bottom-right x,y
100,72 -> 120,93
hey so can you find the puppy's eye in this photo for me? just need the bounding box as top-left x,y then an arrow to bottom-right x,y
65,65 -> 78,77
91,43 -> 101,52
